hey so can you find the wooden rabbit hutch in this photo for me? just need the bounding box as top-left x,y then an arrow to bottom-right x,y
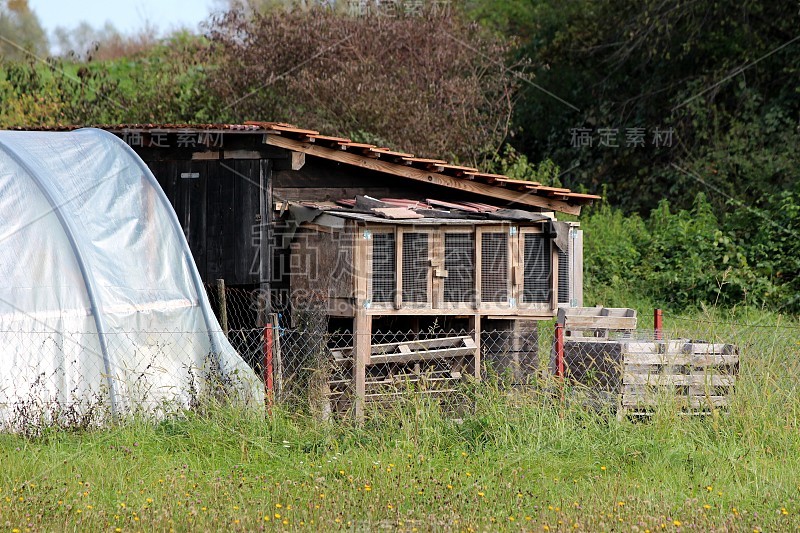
285,202 -> 587,415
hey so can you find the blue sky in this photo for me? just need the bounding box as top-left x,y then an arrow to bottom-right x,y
29,0 -> 217,37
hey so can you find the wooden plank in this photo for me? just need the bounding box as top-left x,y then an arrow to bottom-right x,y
353,227 -> 371,422
692,354 -> 739,366
625,352 -> 739,367
565,316 -> 638,330
264,135 -> 582,214
474,227 -> 482,309
369,346 -> 477,365
192,151 -> 221,160
395,227 -> 403,310
372,207 -> 423,219
623,374 -> 735,386
431,229 -> 443,309
625,353 -> 691,365
622,395 -> 729,408
684,343 -> 737,355
234,159 -> 259,285
689,396 -> 730,408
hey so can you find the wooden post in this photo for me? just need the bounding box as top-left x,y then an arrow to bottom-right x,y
263,324 -> 274,409
654,308 -> 663,340
554,323 -> 565,378
470,314 -> 482,379
216,279 -> 228,336
353,226 -> 371,422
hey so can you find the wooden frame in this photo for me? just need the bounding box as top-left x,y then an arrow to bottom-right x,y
517,226 -> 554,313
365,225 -> 397,312
475,224 -> 515,313
438,227 -> 476,311
397,226 -> 435,310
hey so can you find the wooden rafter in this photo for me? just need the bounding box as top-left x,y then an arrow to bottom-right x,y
265,135 -> 582,215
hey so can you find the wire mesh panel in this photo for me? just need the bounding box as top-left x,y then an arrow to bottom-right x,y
402,232 -> 429,304
372,232 -> 396,303
558,247 -> 570,304
523,233 -> 551,303
443,232 -> 474,302
481,232 -> 508,303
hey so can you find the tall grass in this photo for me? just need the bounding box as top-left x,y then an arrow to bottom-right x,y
1,312 -> 799,531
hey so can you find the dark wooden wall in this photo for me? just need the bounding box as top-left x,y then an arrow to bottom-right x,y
138,157 -> 272,289
273,156 -> 510,205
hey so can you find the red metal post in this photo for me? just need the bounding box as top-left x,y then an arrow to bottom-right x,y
654,308 -> 663,340
555,323 -> 565,378
263,323 -> 274,407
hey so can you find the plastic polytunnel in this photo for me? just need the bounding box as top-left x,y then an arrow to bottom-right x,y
0,128 -> 264,427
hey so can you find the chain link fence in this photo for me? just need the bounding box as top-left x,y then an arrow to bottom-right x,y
3,285 -> 798,429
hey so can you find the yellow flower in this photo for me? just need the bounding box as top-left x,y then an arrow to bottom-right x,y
276,503 -> 282,508
146,498 -> 153,504
275,513 -> 281,519
703,504 -> 711,509
618,501 -> 625,506
600,466 -> 607,471
478,492 -> 485,497
673,520 -> 681,527
706,486 -> 713,492
364,485 -> 372,491
782,508 -> 789,515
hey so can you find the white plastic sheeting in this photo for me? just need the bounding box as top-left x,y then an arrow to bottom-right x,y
0,128 -> 264,426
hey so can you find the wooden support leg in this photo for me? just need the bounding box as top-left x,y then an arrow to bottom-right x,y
353,310 -> 371,422
469,314 -> 482,380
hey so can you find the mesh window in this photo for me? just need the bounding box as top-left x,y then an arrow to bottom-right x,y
371,232 -> 395,303
523,233 -> 551,303
481,232 -> 508,302
558,247 -> 570,304
402,232 -> 429,303
444,233 -> 474,302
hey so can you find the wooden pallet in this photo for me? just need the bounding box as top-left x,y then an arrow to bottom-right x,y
323,335 -> 476,416
619,340 -> 738,418
558,307 -> 637,338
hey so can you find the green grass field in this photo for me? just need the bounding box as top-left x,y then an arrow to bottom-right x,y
2,311 -> 799,532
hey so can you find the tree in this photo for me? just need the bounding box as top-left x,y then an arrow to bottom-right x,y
204,6 -> 520,164
0,0 -> 48,60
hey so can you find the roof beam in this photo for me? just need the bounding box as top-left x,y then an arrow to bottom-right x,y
264,135 -> 580,215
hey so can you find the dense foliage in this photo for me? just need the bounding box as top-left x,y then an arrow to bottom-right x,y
0,0 -> 798,312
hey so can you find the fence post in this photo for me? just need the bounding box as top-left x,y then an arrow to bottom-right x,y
654,308 -> 663,340
263,323 -> 274,409
554,323 -> 565,378
216,279 -> 228,336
